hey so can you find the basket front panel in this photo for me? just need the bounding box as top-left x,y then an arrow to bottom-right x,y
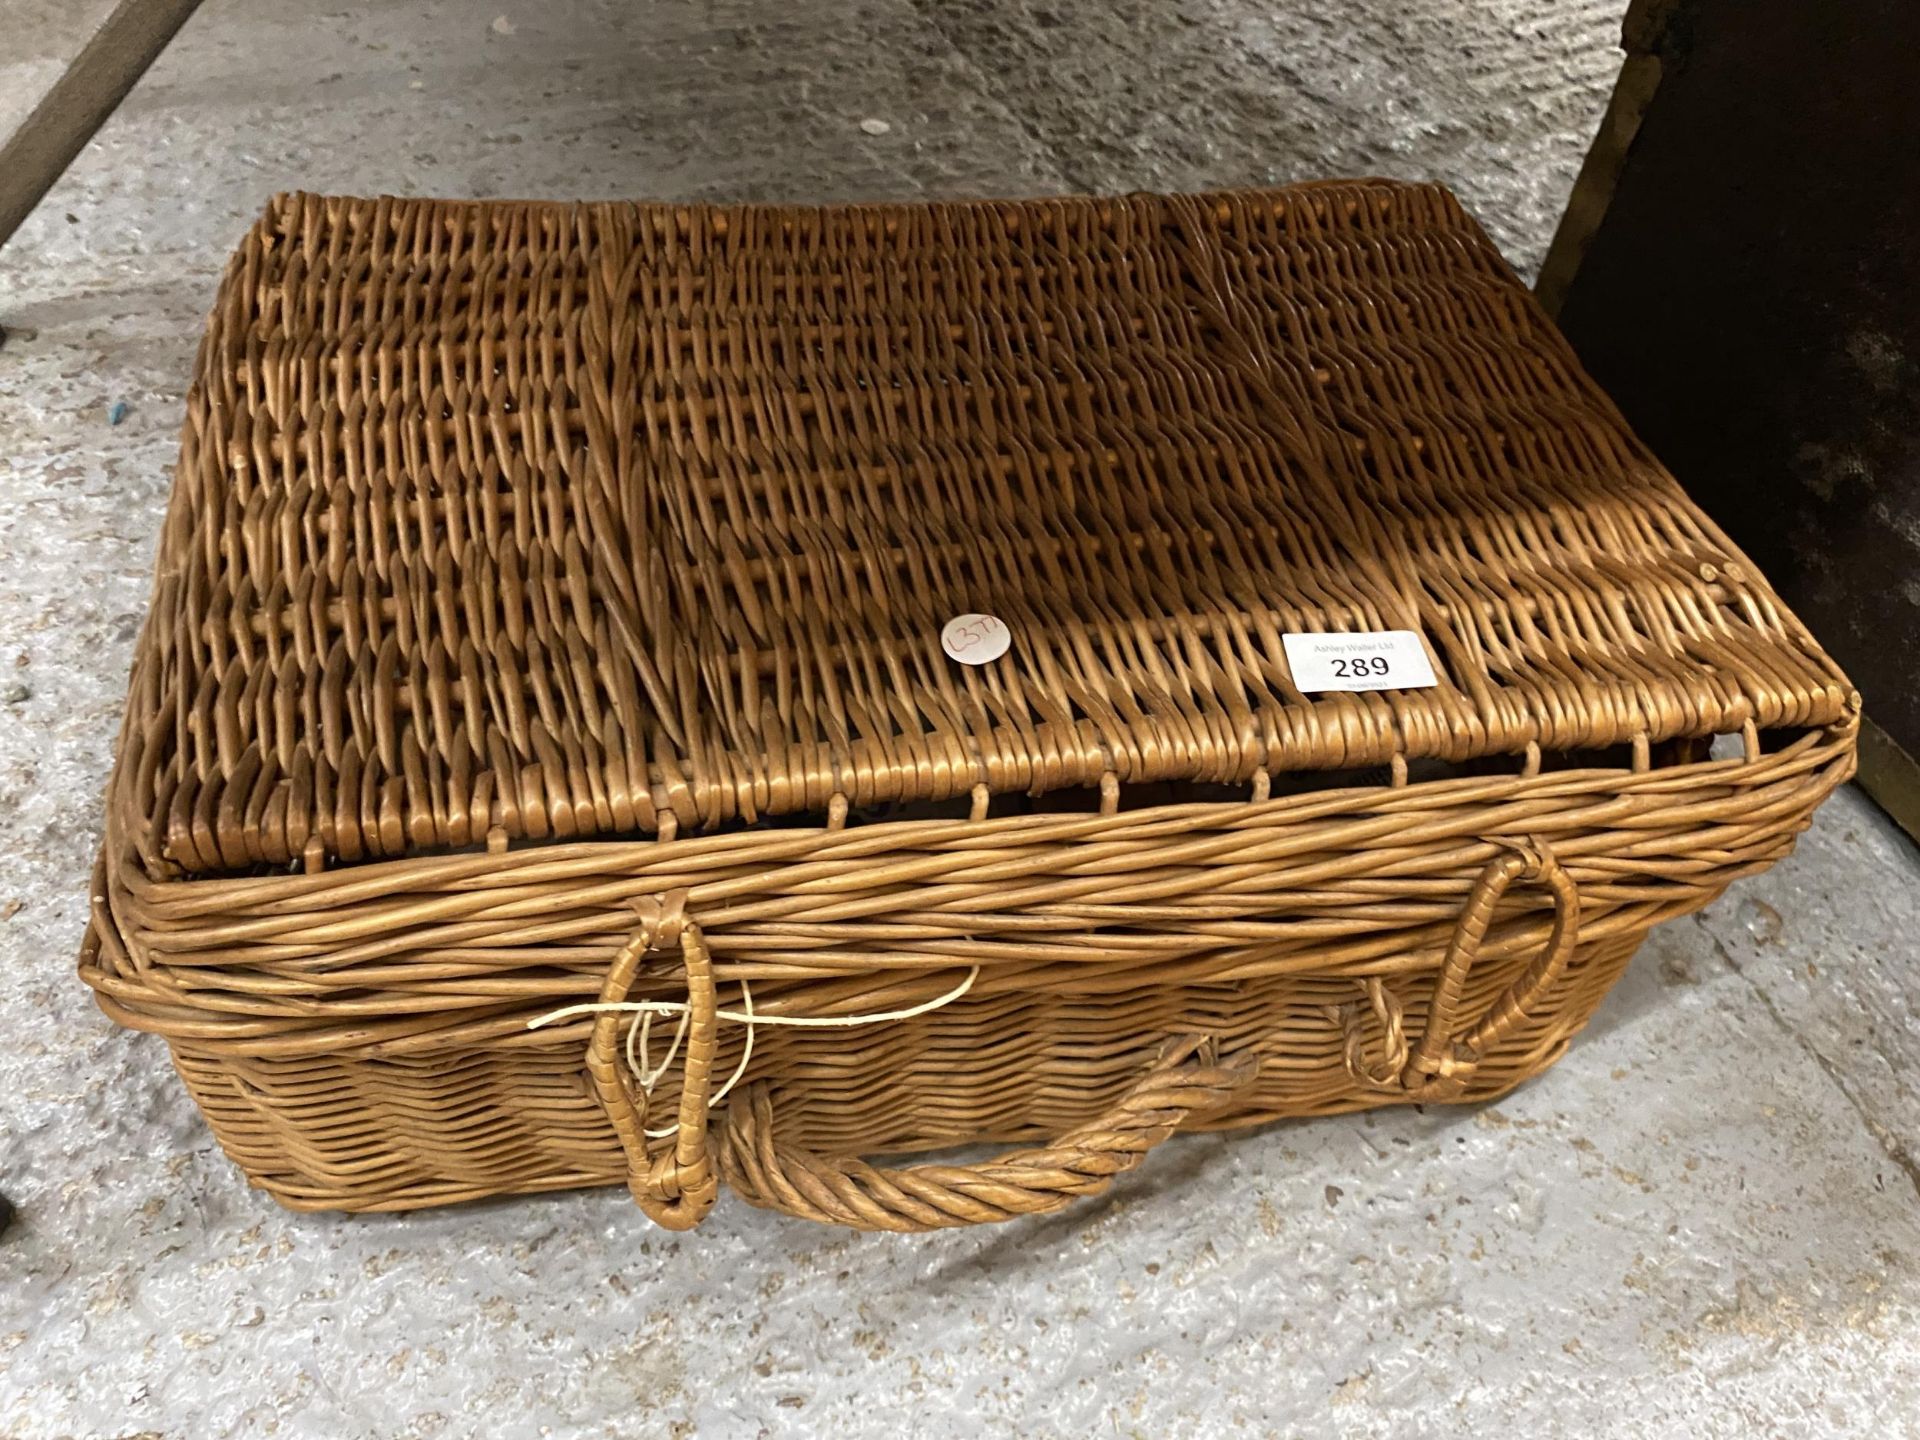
171,933 -> 1640,1212
89,719 -> 1853,1217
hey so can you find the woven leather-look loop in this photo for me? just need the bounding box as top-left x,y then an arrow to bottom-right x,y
639,890 -> 687,952
1341,836 -> 1582,1101
1340,978 -> 1409,1088
714,1035 -> 1259,1232
586,889 -> 719,1231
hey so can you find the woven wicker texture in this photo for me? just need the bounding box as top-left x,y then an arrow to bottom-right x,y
113,182 -> 1845,874
82,182 -> 1857,1231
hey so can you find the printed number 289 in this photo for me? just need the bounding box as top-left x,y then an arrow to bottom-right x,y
1330,656 -> 1390,679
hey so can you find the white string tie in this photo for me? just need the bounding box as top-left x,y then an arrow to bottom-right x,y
528,967 -> 981,1139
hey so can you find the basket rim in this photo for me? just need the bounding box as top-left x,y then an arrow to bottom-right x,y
80,716 -> 1857,1063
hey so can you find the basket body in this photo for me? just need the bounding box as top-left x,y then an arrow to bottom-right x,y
81,182 -> 1856,1231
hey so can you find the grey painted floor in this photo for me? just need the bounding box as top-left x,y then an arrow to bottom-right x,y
3,2 -> 1918,1436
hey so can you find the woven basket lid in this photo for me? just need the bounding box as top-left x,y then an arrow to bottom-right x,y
110,181 -> 1852,877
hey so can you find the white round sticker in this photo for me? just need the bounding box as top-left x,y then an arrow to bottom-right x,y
941,612 -> 1011,665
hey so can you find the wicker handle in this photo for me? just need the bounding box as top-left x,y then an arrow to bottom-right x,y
714,1035 -> 1260,1232
1342,836 -> 1583,1100
586,890 -> 720,1231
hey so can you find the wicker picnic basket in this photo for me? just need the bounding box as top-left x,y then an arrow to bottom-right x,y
80,181 -> 1856,1233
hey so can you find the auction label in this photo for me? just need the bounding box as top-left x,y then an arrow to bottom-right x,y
1282,630 -> 1438,693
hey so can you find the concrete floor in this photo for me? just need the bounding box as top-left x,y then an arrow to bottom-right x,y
3,1 -> 1919,1436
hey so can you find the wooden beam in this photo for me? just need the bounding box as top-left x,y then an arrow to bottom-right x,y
0,0 -> 205,252
1857,718 -> 1920,844
1534,52 -> 1663,319
1540,0 -> 1920,845
1535,0 -> 1683,317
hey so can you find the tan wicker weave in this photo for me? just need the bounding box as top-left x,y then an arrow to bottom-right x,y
81,182 -> 1856,1232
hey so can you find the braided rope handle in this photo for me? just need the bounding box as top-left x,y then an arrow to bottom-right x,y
1340,836 -> 1583,1100
585,890 -> 720,1231
715,1036 -> 1259,1232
